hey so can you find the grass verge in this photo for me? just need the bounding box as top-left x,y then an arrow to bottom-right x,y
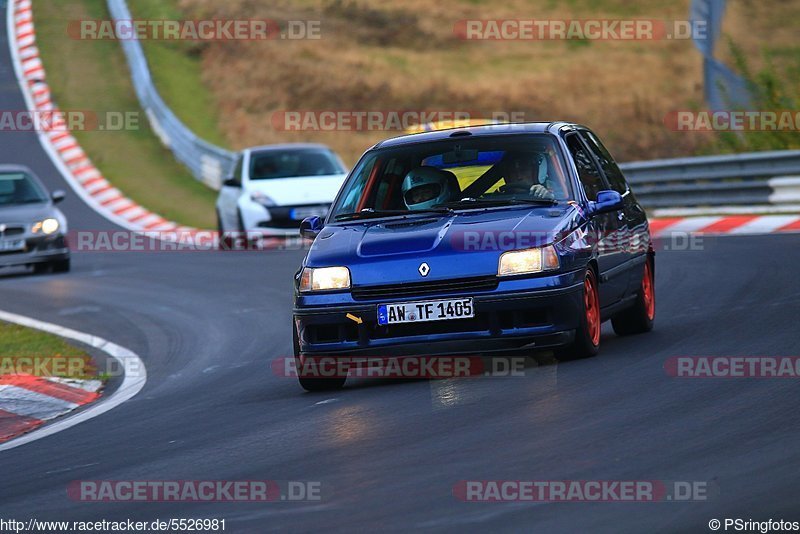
32,0 -> 218,228
126,0 -> 228,147
0,321 -> 103,380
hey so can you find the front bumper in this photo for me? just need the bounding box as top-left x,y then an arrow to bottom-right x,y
249,204 -> 329,236
293,270 -> 584,357
0,234 -> 69,268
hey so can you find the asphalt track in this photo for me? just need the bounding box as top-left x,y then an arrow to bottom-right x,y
1,6 -> 800,532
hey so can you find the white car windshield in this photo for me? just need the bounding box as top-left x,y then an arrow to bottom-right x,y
249,149 -> 346,180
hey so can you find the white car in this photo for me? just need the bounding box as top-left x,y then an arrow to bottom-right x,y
216,144 -> 348,236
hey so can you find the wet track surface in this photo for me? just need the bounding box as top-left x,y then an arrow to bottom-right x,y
2,7 -> 800,532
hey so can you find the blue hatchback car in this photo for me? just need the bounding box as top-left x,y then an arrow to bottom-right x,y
293,122 -> 654,391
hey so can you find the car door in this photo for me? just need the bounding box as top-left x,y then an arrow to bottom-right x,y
579,129 -> 648,296
218,153 -> 244,230
564,132 -> 627,307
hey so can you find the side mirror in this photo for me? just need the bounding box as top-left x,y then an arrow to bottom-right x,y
222,177 -> 240,188
51,190 -> 66,204
588,190 -> 623,216
300,216 -> 323,239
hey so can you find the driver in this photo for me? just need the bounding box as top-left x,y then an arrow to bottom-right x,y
500,153 -> 556,201
401,166 -> 459,210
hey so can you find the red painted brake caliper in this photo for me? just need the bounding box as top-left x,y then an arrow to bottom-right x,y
642,261 -> 655,321
585,272 -> 600,346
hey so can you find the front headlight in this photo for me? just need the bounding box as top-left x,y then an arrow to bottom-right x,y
32,218 -> 60,235
498,245 -> 559,276
251,191 -> 276,207
300,266 -> 351,291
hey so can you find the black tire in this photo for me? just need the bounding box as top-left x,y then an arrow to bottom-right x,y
216,209 -> 225,234
216,210 -> 232,250
294,320 -> 346,392
612,257 -> 655,336
52,258 -> 71,273
555,268 -> 601,361
32,262 -> 49,274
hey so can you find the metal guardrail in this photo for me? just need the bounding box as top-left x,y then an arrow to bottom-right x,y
107,0 -> 236,190
619,151 -> 800,209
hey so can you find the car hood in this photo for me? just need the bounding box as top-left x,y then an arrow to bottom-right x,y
0,202 -> 54,224
307,205 -> 581,286
246,174 -> 347,206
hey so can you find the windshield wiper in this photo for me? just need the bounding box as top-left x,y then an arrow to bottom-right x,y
334,207 -> 452,221
438,197 -> 557,209
506,198 -> 558,205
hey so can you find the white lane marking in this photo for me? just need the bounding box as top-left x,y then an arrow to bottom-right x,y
0,385 -> 78,420
0,310 -> 147,452
729,215 -> 800,235
314,398 -> 338,405
44,462 -> 99,475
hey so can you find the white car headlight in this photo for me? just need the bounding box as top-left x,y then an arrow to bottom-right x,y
498,245 -> 559,276
300,266 -> 351,291
32,218 -> 60,235
251,191 -> 276,207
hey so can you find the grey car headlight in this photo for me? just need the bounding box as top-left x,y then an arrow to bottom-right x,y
32,218 -> 60,235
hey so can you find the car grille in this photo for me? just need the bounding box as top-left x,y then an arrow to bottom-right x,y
351,276 -> 499,301
0,225 -> 25,238
258,205 -> 329,229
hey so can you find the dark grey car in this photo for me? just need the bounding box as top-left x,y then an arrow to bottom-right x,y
0,165 -> 70,273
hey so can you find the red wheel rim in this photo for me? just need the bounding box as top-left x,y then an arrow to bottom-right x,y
584,272 -> 600,346
642,261 -> 655,320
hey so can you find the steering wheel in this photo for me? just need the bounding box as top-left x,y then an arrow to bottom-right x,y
499,183 -> 532,194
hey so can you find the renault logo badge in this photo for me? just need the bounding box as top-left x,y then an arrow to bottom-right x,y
418,262 -> 430,277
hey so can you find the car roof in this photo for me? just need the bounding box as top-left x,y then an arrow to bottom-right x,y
373,121 -> 579,149
245,143 -> 334,154
0,164 -> 35,174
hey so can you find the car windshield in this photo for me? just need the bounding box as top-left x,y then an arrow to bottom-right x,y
330,134 -> 573,221
0,172 -> 48,205
249,148 -> 346,180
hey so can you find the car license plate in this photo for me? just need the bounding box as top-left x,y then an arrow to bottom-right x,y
0,239 -> 25,252
377,298 -> 474,325
291,206 -> 328,220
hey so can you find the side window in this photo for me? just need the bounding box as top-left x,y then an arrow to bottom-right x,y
580,131 -> 628,194
565,134 -> 603,201
335,154 -> 377,214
